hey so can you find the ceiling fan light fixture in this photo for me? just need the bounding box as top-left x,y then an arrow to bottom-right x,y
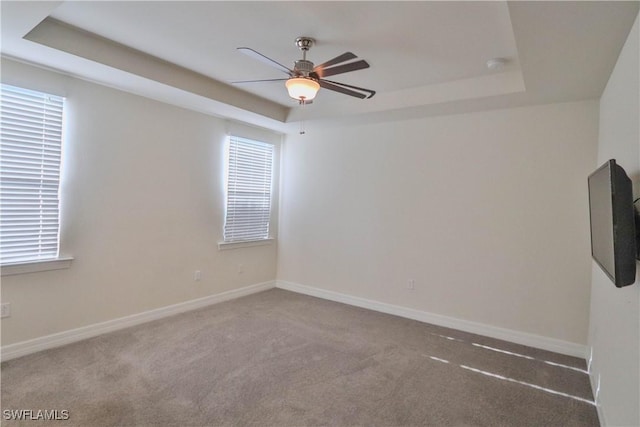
286,77 -> 320,101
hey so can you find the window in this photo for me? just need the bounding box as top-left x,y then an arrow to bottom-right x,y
0,84 -> 65,265
223,136 -> 274,243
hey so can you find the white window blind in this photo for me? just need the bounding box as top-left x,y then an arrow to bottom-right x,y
0,84 -> 64,264
224,136 -> 274,243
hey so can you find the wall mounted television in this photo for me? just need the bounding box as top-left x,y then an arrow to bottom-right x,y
587,159 -> 638,288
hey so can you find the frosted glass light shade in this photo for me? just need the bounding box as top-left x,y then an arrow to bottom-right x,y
285,78 -> 320,101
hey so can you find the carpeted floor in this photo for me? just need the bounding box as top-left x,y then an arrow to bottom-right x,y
1,289 -> 598,426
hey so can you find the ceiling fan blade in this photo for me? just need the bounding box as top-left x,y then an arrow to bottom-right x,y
316,59 -> 370,78
322,79 -> 376,99
313,52 -> 357,72
237,47 -> 293,76
318,79 -> 367,99
231,78 -> 288,84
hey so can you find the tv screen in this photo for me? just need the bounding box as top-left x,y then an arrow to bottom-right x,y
588,159 -> 636,287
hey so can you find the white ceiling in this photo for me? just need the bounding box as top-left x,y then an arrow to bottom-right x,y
1,1 -> 638,133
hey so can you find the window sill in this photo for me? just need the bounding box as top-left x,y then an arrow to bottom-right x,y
218,238 -> 274,251
1,257 -> 74,276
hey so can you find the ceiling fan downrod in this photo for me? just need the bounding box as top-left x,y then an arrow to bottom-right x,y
294,37 -> 315,77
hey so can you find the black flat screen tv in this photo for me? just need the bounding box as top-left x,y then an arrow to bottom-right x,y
587,159 -> 637,287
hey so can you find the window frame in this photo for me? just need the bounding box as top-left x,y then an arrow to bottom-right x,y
219,135 -> 275,249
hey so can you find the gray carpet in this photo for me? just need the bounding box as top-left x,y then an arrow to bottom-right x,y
1,289 -> 598,426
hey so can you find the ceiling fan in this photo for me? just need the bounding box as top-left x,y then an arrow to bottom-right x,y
233,37 -> 375,104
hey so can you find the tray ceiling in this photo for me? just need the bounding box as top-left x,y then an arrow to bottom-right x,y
1,1 -> 638,133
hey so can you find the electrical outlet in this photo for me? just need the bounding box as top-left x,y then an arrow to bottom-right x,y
194,270 -> 202,281
237,264 -> 244,274
407,279 -> 415,290
1,303 -> 11,318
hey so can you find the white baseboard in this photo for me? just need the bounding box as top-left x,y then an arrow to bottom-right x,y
1,281 -> 276,362
276,280 -> 587,358
3,280 -> 588,362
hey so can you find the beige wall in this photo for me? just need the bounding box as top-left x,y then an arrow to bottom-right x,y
1,59 -> 281,345
278,100 -> 599,346
0,53 -> 610,363
589,14 -> 639,427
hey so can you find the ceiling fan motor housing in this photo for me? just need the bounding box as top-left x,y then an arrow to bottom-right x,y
294,60 -> 314,76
